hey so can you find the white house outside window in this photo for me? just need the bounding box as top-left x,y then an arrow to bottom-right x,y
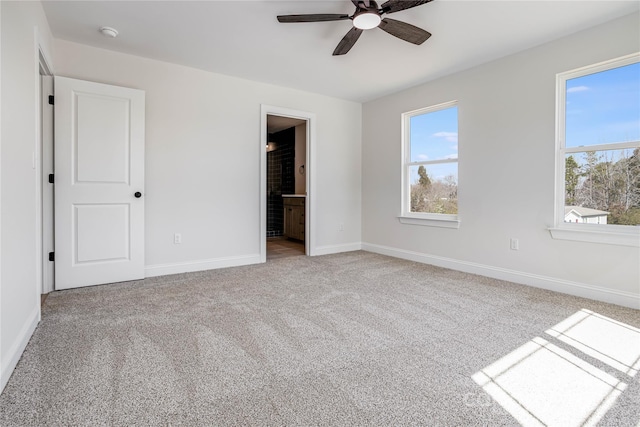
400,101 -> 460,228
551,53 -> 640,247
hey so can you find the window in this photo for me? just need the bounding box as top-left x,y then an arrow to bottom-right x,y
400,101 -> 459,228
552,53 -> 640,246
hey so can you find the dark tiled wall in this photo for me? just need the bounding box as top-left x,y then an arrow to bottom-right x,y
267,128 -> 295,237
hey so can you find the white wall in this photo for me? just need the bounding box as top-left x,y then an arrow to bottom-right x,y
362,12 -> 640,309
53,40 -> 362,273
0,1 -> 54,392
0,0 -> 3,394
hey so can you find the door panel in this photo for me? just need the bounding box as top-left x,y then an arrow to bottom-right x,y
76,94 -> 130,183
75,204 -> 130,263
55,76 -> 145,290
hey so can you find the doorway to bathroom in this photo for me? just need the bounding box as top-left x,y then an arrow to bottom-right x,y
260,105 -> 315,262
266,114 -> 306,260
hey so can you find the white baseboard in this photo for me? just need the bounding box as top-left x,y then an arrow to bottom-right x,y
1,306 -> 40,393
362,242 -> 640,310
145,254 -> 262,278
313,242 -> 362,256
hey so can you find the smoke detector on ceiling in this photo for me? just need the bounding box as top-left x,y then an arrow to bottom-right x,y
99,26 -> 118,38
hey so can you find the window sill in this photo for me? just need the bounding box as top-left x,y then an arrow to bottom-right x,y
398,215 -> 460,229
548,226 -> 640,247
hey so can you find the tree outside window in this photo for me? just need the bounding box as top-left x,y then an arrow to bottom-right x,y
559,55 -> 640,227
402,102 -> 459,218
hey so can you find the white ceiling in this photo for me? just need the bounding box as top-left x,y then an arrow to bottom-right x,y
41,0 -> 639,103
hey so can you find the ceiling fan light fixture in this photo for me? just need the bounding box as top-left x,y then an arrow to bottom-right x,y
277,0 -> 433,55
353,12 -> 381,30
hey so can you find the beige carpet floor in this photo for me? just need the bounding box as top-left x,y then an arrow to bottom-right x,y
1,251 -> 639,426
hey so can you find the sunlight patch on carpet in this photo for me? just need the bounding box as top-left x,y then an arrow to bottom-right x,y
545,308 -> 640,377
472,309 -> 640,426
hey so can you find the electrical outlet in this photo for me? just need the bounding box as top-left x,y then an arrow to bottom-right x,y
510,238 -> 519,250
174,233 -> 182,244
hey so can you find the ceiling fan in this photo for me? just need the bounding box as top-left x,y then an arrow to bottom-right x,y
277,0 -> 433,56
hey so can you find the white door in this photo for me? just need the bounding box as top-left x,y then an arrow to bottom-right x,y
54,76 -> 145,290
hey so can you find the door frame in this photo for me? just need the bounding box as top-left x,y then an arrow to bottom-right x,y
260,105 -> 316,262
36,42 -> 54,295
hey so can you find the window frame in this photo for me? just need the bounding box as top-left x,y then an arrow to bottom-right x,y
550,52 -> 640,247
400,100 -> 460,229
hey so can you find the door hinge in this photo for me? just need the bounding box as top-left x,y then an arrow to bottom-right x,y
48,252 -> 54,262
48,95 -> 54,105
48,174 -> 54,184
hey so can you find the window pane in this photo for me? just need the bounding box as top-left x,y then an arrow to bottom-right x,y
409,163 -> 458,214
564,149 -> 640,226
410,106 -> 458,162
565,62 -> 640,148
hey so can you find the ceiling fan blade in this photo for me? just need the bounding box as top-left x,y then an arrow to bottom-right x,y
277,14 -> 350,23
378,18 -> 431,45
380,0 -> 433,14
333,27 -> 364,56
